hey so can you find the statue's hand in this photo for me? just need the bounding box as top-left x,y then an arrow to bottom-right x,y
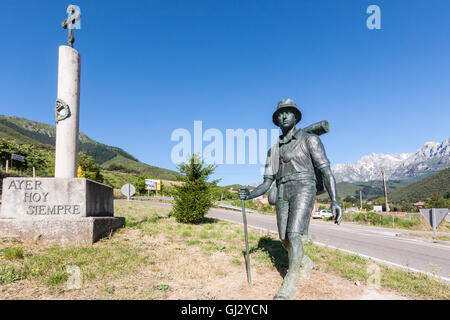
238,188 -> 250,200
332,201 -> 343,225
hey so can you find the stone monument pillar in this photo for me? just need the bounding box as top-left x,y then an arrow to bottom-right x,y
0,5 -> 124,244
55,45 -> 81,178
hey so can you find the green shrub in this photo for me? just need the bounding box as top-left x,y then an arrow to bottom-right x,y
78,152 -> 103,183
171,154 -> 218,224
2,247 -> 24,259
157,284 -> 171,291
0,265 -> 20,284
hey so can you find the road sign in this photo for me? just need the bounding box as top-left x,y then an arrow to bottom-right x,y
419,208 -> 449,235
11,154 -> 25,162
145,179 -> 160,191
121,183 -> 135,200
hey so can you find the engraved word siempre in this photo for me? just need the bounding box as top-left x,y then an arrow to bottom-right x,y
8,179 -> 80,216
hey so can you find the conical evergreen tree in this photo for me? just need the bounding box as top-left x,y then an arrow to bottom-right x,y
171,154 -> 218,223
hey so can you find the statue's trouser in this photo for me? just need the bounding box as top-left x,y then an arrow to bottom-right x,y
274,180 -> 316,300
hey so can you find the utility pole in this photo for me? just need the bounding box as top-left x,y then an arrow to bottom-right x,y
360,190 -> 363,212
381,167 -> 393,227
381,168 -> 390,213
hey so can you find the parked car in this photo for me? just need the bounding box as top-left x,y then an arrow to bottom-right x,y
312,210 -> 321,219
312,209 -> 333,219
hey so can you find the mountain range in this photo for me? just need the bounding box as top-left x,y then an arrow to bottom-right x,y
332,139 -> 450,183
2,115 -> 449,202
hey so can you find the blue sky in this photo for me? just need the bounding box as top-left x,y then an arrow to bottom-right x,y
1,0 -> 449,186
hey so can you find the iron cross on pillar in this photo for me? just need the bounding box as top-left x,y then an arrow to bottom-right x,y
61,5 -> 82,48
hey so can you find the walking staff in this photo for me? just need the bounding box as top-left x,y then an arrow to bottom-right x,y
238,189 -> 252,285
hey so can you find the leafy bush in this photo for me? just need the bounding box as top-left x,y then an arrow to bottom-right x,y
1,247 -> 24,259
0,138 -> 54,176
211,186 -> 239,201
342,211 -> 424,229
425,193 -> 450,209
78,152 -> 104,183
0,265 -> 20,284
171,154 -> 218,223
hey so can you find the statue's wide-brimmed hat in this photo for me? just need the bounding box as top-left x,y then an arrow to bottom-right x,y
272,98 -> 302,126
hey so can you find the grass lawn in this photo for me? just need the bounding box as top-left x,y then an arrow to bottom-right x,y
0,201 -> 448,300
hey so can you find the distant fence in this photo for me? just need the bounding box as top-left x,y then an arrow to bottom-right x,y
385,211 -> 408,216
130,196 -> 261,214
377,211 -> 425,217
346,209 -> 422,217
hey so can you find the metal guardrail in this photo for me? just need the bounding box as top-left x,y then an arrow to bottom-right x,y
130,196 -> 261,214
132,196 -> 174,201
213,203 -> 260,214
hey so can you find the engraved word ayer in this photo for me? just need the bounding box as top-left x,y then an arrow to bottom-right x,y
8,179 -> 80,216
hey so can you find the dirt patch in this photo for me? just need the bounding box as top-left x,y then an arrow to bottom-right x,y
0,236 -> 407,300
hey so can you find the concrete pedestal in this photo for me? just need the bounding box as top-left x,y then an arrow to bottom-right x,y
0,177 -> 124,244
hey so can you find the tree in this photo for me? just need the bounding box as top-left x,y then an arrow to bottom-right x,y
78,152 -> 103,183
0,138 -> 53,176
211,185 -> 238,201
425,193 -> 450,209
344,195 -> 357,206
399,201 -> 414,213
171,154 -> 218,223
136,175 -> 149,195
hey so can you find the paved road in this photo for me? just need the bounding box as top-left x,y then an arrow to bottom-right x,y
131,200 -> 450,282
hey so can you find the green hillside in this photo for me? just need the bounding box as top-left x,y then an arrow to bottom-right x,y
317,175 -> 428,201
0,115 -> 180,181
0,118 -> 52,147
102,154 -> 181,181
0,116 -> 138,164
389,168 -> 450,203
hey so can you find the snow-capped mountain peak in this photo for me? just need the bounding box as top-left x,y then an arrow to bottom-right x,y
332,139 -> 450,182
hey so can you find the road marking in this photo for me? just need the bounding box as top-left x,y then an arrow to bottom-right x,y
309,223 -> 450,250
311,240 -> 450,284
208,212 -> 450,284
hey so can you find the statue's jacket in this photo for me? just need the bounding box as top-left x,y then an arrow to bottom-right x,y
264,128 -> 330,186
263,129 -> 331,237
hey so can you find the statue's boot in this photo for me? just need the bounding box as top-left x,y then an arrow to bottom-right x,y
299,255 -> 314,279
273,271 -> 300,300
273,255 -> 313,300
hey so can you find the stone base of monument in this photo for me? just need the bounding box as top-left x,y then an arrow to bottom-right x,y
0,216 -> 125,244
0,177 -> 125,244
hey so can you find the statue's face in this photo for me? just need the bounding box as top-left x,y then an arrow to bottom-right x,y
277,110 -> 296,130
